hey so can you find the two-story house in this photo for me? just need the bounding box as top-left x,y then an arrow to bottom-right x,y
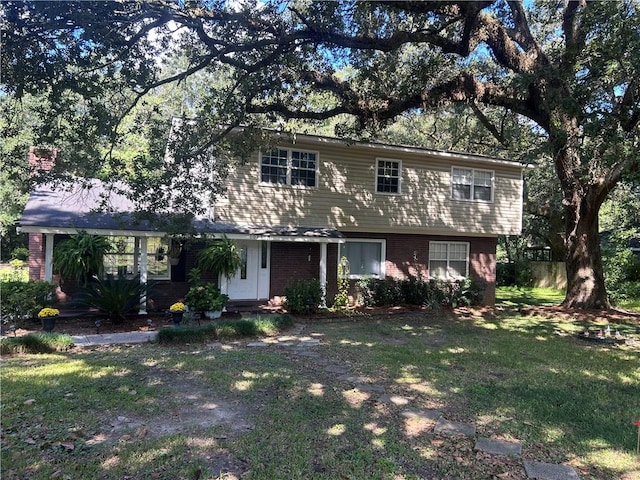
19,131 -> 524,308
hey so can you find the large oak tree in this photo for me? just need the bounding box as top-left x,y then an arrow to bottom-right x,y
2,0 -> 639,308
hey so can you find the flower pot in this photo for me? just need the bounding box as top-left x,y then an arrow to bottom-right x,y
169,257 -> 180,266
204,310 -> 222,319
42,316 -> 57,332
171,312 -> 184,325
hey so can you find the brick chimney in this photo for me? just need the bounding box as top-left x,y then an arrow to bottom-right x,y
29,146 -> 57,173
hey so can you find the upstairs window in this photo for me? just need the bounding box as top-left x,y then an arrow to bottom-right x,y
376,159 -> 401,194
452,167 -> 494,202
429,241 -> 469,279
260,149 -> 317,187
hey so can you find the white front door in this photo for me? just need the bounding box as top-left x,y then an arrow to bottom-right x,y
224,241 -> 270,300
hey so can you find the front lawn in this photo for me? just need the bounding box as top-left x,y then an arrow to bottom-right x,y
1,307 -> 638,479
496,286 -> 566,306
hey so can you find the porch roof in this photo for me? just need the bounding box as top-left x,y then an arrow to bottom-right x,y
18,180 -> 345,242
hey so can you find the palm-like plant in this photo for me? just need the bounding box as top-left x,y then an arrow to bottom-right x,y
53,231 -> 112,285
73,274 -> 151,323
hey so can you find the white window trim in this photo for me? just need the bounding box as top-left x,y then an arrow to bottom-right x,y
375,158 -> 402,195
428,241 -> 470,279
339,238 -> 386,279
104,236 -> 171,280
451,166 -> 495,203
259,148 -> 320,189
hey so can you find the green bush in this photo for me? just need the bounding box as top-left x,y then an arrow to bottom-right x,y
602,229 -> 640,303
357,276 -> 483,308
73,274 -> 151,323
283,279 -> 323,314
0,262 -> 28,282
157,315 -> 293,343
10,247 -> 30,261
357,278 -> 404,307
0,333 -> 74,355
0,281 -> 56,324
157,323 -> 218,343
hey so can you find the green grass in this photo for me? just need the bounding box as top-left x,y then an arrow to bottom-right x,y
496,286 -> 566,306
1,304 -> 639,479
0,333 -> 75,354
618,297 -> 640,312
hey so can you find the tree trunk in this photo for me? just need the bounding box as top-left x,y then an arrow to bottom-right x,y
562,189 -> 610,309
550,118 -> 611,310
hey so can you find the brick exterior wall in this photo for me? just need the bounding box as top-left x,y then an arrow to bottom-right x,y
340,233 -> 496,305
266,233 -> 496,305
270,242 -> 322,297
28,233 -> 45,280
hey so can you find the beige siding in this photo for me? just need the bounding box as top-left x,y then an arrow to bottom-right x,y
216,138 -> 523,236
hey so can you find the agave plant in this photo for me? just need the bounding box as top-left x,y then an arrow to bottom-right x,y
73,274 -> 152,323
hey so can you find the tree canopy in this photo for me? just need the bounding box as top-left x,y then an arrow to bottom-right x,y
2,0 -> 639,308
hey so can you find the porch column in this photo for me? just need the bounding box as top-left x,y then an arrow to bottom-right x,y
44,233 -> 54,282
139,237 -> 148,314
319,242 -> 327,307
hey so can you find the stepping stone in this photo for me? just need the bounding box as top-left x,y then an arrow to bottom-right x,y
277,335 -> 298,342
401,409 -> 442,421
378,394 -> 411,406
338,374 -> 369,383
523,461 -> 580,480
325,365 -> 350,374
299,339 -> 320,345
474,437 -> 522,456
434,418 -> 476,436
355,384 -> 386,393
247,342 -> 268,347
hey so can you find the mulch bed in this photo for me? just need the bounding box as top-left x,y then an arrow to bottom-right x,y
6,304 -> 639,338
8,311 -> 244,337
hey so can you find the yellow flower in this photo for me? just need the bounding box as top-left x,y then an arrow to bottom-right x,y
169,302 -> 185,312
38,308 -> 60,318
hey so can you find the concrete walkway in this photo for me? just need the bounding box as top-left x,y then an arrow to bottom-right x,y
72,331 -> 157,346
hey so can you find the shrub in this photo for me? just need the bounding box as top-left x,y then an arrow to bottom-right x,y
496,262 -> 516,286
283,279 -> 323,314
0,262 -> 28,282
357,278 -> 403,307
357,276 -> 483,308
10,247 -> 30,261
73,274 -> 151,323
0,333 -> 74,355
156,315 -> 293,343
0,281 -> 56,325
157,323 -> 218,343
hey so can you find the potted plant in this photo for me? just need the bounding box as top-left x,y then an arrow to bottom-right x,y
184,283 -> 228,318
53,231 -> 113,286
169,302 -> 185,325
206,288 -> 229,319
38,307 -> 60,332
196,236 -> 241,280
